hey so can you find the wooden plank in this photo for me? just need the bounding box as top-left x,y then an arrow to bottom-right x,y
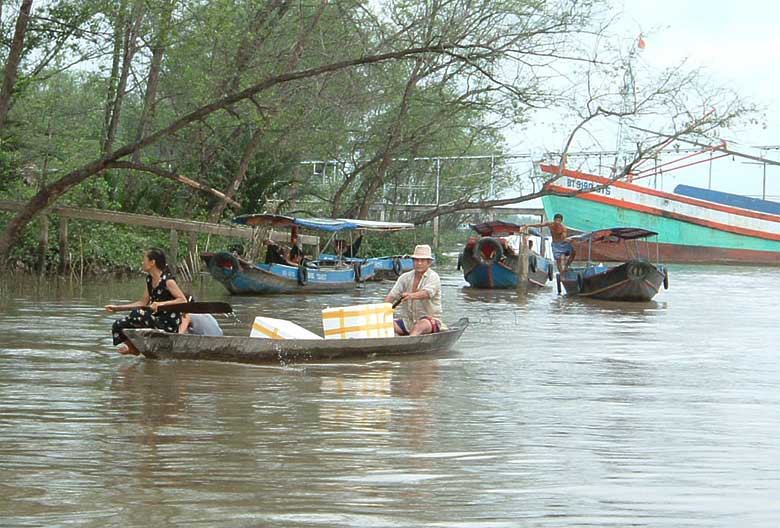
0,199 -> 254,239
170,229 -> 178,271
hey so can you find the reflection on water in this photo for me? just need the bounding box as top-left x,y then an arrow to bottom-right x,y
1,266 -> 779,526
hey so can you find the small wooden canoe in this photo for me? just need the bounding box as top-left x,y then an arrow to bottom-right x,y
124,318 -> 469,364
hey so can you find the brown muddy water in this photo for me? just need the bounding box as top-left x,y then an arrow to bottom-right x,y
0,265 -> 778,527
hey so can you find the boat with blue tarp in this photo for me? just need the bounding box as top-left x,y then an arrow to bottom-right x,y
205,214 -> 411,295
557,227 -> 669,301
313,218 -> 418,280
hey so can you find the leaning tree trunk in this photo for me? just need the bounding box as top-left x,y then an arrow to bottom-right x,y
0,45 -> 453,265
0,0 -> 33,135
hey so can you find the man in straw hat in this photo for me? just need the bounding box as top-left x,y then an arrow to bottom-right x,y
384,244 -> 442,336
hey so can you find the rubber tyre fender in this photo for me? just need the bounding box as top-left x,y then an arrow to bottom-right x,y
663,268 -> 669,290
392,257 -> 403,276
212,251 -> 238,280
576,272 -> 584,293
473,237 -> 503,266
547,262 -> 554,282
528,255 -> 537,274
353,261 -> 362,283
297,263 -> 308,286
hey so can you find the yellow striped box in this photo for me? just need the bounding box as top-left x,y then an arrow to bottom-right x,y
250,316 -> 323,340
321,303 -> 395,339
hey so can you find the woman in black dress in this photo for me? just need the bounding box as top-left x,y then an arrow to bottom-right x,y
105,248 -> 187,355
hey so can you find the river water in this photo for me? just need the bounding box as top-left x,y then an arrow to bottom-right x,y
0,265 -> 778,527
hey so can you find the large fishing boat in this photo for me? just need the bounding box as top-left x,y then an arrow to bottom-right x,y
540,155 -> 780,265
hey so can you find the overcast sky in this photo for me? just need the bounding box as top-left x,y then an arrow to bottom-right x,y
504,0 -> 780,199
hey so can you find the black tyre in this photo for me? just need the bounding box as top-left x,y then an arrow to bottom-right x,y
473,237 -> 503,266
393,257 -> 403,276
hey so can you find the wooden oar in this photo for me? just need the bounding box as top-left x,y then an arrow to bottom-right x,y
112,301 -> 233,314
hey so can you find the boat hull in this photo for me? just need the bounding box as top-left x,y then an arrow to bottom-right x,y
460,239 -> 553,288
206,252 -> 375,295
318,254 -> 414,281
558,260 -> 667,301
124,318 -> 469,364
541,165 -> 780,265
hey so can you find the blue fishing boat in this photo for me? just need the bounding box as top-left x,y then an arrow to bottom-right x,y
318,254 -> 415,280
557,227 -> 669,301
312,218 -> 417,280
205,215 -> 410,295
459,221 -> 555,288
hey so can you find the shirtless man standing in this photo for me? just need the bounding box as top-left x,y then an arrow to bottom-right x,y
523,213 -> 576,271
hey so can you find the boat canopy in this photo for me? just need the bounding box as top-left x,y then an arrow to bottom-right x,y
232,214 -> 413,232
470,220 -> 541,237
337,218 -> 414,231
568,227 -> 658,243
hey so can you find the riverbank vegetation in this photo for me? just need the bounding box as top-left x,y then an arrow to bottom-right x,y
0,1 -> 751,271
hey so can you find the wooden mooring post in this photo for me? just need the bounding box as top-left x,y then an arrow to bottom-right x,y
515,231 -> 529,293
58,217 -> 69,274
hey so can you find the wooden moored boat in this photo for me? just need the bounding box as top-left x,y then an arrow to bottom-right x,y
557,227 -> 669,301
540,159 -> 780,265
207,251 -> 375,294
124,318 -> 469,364
459,221 -> 554,288
206,215 -> 413,295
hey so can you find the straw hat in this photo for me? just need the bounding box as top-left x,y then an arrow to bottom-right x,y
410,244 -> 433,260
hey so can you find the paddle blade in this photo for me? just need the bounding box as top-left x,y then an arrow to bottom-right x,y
157,302 -> 233,314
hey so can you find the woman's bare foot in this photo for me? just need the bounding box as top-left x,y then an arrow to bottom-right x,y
118,343 -> 139,355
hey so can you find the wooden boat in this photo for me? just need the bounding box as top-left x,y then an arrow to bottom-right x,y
318,254 -> 416,280
206,251 -> 376,294
557,227 -> 669,301
123,318 -> 469,364
459,221 -> 554,288
540,156 -> 780,265
205,215 -> 412,295
316,218 -> 418,280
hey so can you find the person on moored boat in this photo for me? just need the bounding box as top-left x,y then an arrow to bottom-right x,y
105,247 -> 187,355
522,213 -> 576,271
384,244 -> 442,336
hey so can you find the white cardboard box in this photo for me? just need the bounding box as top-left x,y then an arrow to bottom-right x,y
321,302 -> 394,339
250,316 -> 323,340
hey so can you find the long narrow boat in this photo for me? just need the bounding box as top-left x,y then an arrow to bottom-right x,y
316,218 -> 418,280
557,227 -> 668,302
540,163 -> 780,265
318,254 -> 416,280
459,221 -> 554,288
207,251 -> 375,294
124,318 -> 469,364
206,215 -> 412,294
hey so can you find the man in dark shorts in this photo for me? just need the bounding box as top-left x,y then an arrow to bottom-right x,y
522,213 -> 576,271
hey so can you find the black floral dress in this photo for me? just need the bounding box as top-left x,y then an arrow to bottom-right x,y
111,272 -> 183,345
